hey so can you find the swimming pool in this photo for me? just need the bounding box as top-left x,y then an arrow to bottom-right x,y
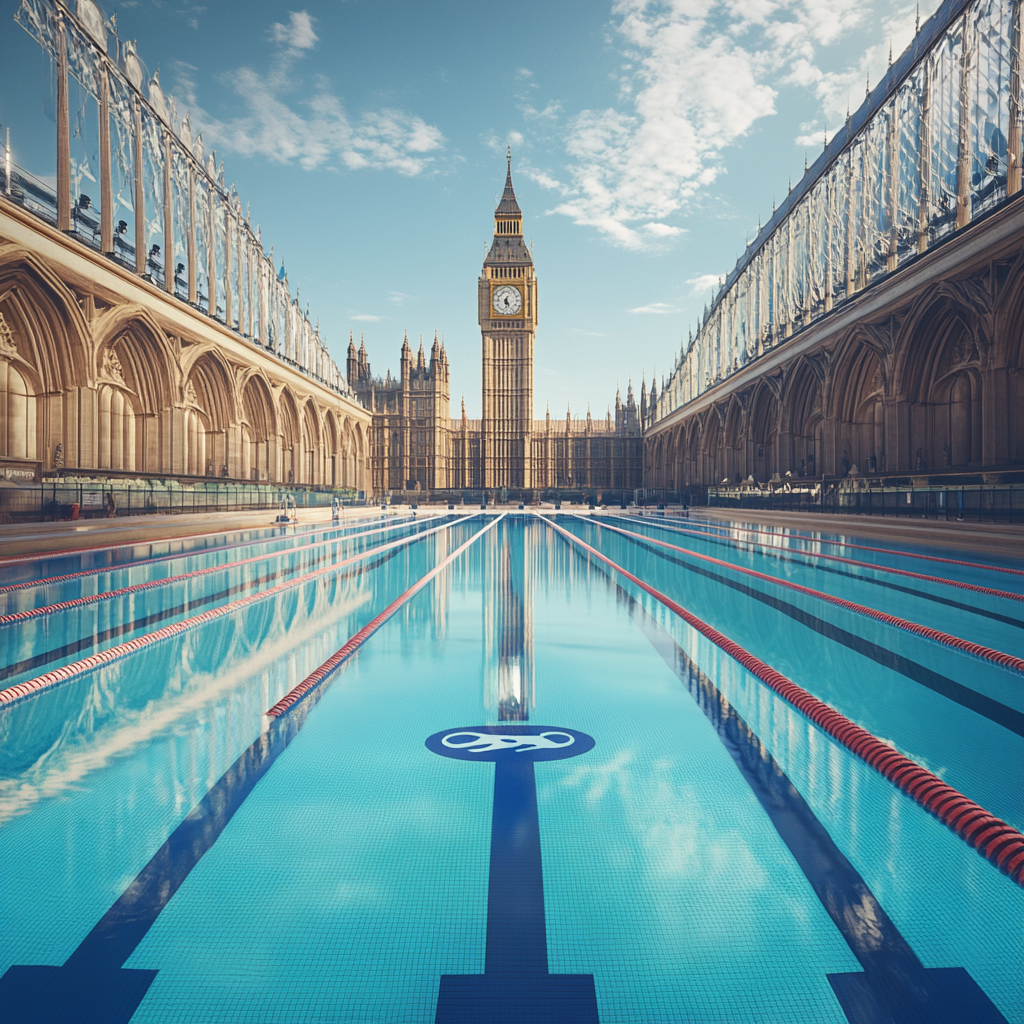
1,512 -> 1021,1023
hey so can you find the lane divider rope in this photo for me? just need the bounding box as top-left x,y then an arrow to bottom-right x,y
0,515 -> 479,710
265,514 -> 504,718
666,513 -> 1024,579
0,509 -> 403,568
0,514 -> 426,597
612,515 -> 1024,605
0,516 -> 448,627
544,515 -> 1024,886
582,516 -> 1024,675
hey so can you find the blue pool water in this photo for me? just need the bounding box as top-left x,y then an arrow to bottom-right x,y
0,512 -> 1021,1023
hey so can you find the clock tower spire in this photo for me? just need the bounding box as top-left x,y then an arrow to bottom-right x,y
479,149 -> 537,490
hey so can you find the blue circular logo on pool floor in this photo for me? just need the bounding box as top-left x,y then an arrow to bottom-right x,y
426,725 -> 594,762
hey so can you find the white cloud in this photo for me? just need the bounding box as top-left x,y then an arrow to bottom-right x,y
523,167 -> 566,192
644,222 -> 683,237
521,101 -> 562,122
486,130 -> 525,154
270,11 -> 318,51
549,1 -> 780,248
629,302 -> 679,314
686,272 -> 722,294
547,0 -> 936,249
352,313 -> 385,322
389,291 -> 414,305
175,14 -> 445,176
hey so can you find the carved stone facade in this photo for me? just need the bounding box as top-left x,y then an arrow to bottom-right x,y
644,198 -> 1024,488
0,201 -> 370,488
349,159 -> 644,497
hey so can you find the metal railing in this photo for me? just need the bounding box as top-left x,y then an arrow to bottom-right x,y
706,484 -> 1022,524
0,480 -> 365,523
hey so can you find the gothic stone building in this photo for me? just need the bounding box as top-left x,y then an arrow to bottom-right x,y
349,157 -> 644,497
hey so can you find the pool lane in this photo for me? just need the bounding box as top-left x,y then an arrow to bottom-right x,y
0,514 -> 429,608
0,516 -> 1019,1023
0,517 -> 459,690
559,517 -> 1024,832
606,516 -> 1024,650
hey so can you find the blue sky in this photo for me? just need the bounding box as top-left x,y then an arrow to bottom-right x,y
1,0 -> 940,417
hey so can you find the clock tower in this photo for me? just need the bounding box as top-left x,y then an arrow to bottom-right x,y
479,150 -> 537,490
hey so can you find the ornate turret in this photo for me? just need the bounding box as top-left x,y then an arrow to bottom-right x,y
484,150 -> 533,270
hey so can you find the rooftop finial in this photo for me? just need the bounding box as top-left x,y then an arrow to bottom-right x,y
915,3 -> 920,33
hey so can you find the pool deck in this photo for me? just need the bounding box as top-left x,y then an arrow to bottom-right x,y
0,503 -> 1020,560
0,507 -> 421,559
690,506 -> 1024,559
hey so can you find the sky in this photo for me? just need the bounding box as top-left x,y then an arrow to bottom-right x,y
0,0 -> 942,418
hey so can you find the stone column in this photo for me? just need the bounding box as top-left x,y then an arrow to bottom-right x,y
224,212 -> 233,327
99,68 -> 113,254
56,13 -> 71,233
982,365 -> 1009,467
886,94 -> 900,272
133,99 -> 145,274
163,132 -> 173,294
955,17 -> 974,230
918,59 -> 932,253
168,405 -> 186,475
1009,0 -> 1022,196
187,166 -> 197,304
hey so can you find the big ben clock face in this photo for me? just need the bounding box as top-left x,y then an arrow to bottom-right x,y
492,285 -> 523,316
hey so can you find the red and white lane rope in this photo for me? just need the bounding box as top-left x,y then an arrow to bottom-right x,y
0,509 -> 401,568
0,516 -> 442,626
666,513 -> 1024,579
612,515 -> 1024,604
0,514 -> 428,597
545,515 -> 1024,886
581,516 -> 1024,675
0,515 -> 478,709
265,514 -> 503,718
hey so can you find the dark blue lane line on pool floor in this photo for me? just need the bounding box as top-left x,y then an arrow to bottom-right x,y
0,525 -> 436,685
607,570 -> 1009,1024
426,726 -> 599,1022
0,677 -> 326,1023
597,524 -> 1024,738
611,517 -> 1024,631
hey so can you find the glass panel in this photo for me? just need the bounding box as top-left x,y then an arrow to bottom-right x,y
929,18 -> 964,243
170,144 -> 190,301
895,72 -> 923,265
108,74 -> 136,269
212,190 -> 227,320
970,0 -> 1011,214
194,175 -> 210,311
140,106 -> 164,287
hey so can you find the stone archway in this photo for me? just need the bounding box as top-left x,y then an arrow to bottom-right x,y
241,373 -> 276,481
0,248 -> 91,470
278,388 -> 301,485
747,382 -> 779,482
93,309 -> 176,473
781,361 -> 823,477
300,400 -> 321,485
831,337 -> 887,475
897,298 -> 984,473
184,351 -> 235,477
